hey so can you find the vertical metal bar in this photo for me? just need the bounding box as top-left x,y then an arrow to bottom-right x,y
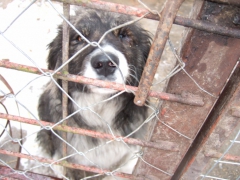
62,2 -> 70,175
133,0 -> 185,106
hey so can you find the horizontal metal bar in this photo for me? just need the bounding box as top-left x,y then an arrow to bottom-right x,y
0,149 -> 134,179
52,0 -> 240,39
207,0 -> 240,7
174,16 -> 240,39
0,113 -> 179,151
0,165 -> 60,180
204,150 -> 240,162
53,0 -> 159,20
0,60 -> 204,106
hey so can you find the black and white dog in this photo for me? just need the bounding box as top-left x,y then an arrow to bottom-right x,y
37,10 -> 151,179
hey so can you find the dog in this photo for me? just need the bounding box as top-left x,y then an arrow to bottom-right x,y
37,9 -> 151,179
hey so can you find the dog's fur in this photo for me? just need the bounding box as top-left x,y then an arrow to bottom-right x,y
37,10 -> 151,179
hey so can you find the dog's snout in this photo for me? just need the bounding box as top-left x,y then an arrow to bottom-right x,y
91,53 -> 119,77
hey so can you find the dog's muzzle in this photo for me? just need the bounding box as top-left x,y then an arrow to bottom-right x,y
91,53 -> 119,78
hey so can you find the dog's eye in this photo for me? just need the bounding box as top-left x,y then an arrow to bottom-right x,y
119,33 -> 127,39
114,28 -> 133,45
76,35 -> 82,42
71,34 -> 85,46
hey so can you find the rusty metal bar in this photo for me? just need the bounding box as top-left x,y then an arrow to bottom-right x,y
0,113 -> 179,151
207,0 -> 240,6
134,0 -> 184,106
61,3 -> 70,174
0,165 -> 60,180
53,0 -> 158,20
174,16 -> 240,39
62,4 -> 70,113
204,150 -> 240,162
0,60 -> 204,106
53,0 -> 240,39
0,149 -> 134,179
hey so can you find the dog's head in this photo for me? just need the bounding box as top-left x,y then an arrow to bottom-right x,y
48,10 -> 151,94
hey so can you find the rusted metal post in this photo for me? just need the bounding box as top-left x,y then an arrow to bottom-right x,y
61,3 -> 70,174
134,0 -> 184,106
62,4 -> 70,117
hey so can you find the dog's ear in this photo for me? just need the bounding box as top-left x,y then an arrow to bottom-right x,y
47,26 -> 63,70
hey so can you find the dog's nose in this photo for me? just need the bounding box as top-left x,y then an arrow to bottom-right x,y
91,53 -> 119,77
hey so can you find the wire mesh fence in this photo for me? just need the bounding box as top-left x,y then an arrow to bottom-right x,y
0,0 -> 239,179
0,0 -> 185,179
200,130 -> 240,180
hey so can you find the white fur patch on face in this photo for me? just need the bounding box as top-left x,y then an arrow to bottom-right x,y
83,45 -> 129,94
